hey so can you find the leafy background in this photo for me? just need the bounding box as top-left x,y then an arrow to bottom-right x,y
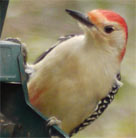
2,0 -> 136,137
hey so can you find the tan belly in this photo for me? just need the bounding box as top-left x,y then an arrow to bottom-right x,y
28,49 -> 118,133
28,77 -> 99,133
28,66 -> 115,133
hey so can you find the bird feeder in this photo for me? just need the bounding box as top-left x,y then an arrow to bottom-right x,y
0,1 -> 69,137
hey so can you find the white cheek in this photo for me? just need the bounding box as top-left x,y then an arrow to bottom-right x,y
111,30 -> 126,49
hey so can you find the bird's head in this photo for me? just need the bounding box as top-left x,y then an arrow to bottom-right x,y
66,9 -> 128,62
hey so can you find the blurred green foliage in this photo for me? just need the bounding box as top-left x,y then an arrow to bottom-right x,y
2,0 -> 136,137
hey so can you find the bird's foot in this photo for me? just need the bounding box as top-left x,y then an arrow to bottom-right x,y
47,116 -> 62,138
4,37 -> 34,80
5,37 -> 27,64
5,37 -> 22,44
47,116 -> 61,128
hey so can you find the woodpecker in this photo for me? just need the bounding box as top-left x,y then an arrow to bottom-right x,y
27,9 -> 128,136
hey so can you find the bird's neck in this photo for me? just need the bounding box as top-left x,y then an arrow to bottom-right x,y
80,33 -> 120,73
83,33 -> 120,62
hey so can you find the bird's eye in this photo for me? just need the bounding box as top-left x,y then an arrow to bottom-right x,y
104,26 -> 114,33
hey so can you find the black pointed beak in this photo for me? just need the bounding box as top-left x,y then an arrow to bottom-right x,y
65,9 -> 94,27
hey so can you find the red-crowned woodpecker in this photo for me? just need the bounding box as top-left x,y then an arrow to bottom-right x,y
27,9 -> 128,136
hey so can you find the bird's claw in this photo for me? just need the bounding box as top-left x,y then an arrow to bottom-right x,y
47,116 -> 61,128
4,37 -> 28,64
47,117 -> 62,138
5,37 -> 22,44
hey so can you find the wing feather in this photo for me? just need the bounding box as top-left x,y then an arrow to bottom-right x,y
34,34 -> 77,64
